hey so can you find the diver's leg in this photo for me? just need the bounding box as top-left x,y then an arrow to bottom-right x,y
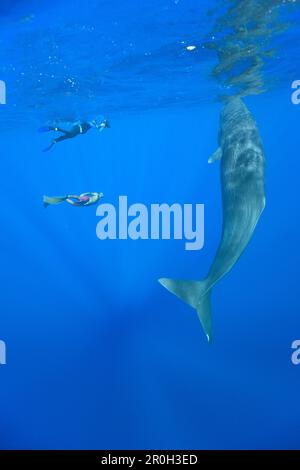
51,127 -> 70,133
53,134 -> 72,143
43,133 -> 72,152
43,142 -> 56,152
39,126 -> 68,133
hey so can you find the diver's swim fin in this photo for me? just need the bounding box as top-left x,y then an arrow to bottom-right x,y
38,126 -> 51,133
43,195 -> 67,208
158,278 -> 213,342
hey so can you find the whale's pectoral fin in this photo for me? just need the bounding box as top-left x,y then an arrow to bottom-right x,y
158,278 -> 213,342
208,147 -> 222,164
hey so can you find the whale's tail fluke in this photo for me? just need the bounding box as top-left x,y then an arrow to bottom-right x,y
158,278 -> 212,342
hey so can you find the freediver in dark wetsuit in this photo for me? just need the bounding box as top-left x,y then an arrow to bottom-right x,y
39,118 -> 110,152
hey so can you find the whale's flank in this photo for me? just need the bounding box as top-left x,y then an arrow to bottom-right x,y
159,97 -> 266,342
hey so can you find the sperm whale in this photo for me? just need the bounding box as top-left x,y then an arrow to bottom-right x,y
159,97 -> 266,342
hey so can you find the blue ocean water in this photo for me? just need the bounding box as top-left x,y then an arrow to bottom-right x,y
0,0 -> 300,450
